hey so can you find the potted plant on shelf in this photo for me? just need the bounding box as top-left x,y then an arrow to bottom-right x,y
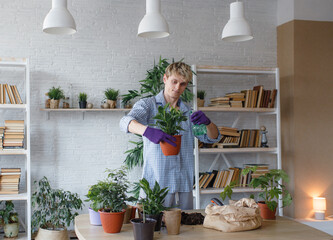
0,201 -> 19,238
104,88 -> 119,108
31,176 -> 83,240
78,92 -> 88,109
249,169 -> 292,220
96,167 -> 135,233
153,103 -> 187,156
47,86 -> 64,109
197,90 -> 206,107
138,178 -> 169,231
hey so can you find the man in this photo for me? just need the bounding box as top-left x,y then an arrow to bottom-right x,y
120,62 -> 220,209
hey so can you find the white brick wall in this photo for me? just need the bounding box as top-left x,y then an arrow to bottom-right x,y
0,0 -> 277,224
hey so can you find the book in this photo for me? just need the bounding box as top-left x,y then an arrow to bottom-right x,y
13,85 -> 23,104
269,89 -> 277,108
253,85 -> 264,108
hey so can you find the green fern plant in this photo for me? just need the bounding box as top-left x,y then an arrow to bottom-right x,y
48,87 -> 64,100
78,92 -> 87,102
104,88 -> 119,101
197,90 -> 206,100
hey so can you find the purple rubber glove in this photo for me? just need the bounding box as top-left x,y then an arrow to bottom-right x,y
190,111 -> 211,125
143,127 -> 177,147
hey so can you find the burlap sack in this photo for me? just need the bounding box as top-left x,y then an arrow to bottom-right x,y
203,198 -> 262,232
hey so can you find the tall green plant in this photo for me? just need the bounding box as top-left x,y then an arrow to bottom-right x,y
153,103 -> 187,135
31,177 -> 83,233
78,92 -> 87,102
139,178 -> 169,215
124,135 -> 144,170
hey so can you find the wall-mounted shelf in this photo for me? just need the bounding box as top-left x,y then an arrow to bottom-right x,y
40,108 -> 132,120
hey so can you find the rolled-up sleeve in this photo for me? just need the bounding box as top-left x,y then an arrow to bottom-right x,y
119,98 -> 151,133
193,121 -> 222,144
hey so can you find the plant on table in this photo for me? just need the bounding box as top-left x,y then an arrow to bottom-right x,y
31,176 -> 83,238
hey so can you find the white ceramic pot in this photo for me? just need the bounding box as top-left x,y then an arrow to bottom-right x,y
36,227 -> 69,240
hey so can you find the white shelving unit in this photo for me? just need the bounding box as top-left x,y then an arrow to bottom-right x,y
0,58 -> 31,239
192,65 -> 282,216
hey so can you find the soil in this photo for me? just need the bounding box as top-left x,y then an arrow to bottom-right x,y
181,212 -> 205,225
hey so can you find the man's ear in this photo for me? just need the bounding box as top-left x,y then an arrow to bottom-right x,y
163,74 -> 167,84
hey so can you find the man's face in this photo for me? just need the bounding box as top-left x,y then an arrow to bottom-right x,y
163,73 -> 188,100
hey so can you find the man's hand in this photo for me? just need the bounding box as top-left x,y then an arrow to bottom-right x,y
143,127 -> 177,147
190,111 -> 211,125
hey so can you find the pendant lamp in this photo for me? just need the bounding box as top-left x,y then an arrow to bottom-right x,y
138,0 -> 169,38
222,1 -> 253,42
43,0 -> 76,35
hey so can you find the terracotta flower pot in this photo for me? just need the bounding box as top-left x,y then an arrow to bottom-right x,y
131,218 -> 156,240
88,207 -> 101,226
107,99 -> 117,108
50,99 -> 60,109
163,208 -> 181,235
197,98 -> 205,107
36,227 -> 68,240
99,209 -> 125,233
258,201 -> 276,220
160,135 -> 182,156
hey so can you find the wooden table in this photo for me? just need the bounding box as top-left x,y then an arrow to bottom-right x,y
75,213 -> 333,240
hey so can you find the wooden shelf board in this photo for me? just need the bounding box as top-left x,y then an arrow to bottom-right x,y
0,149 -> 27,155
40,108 -> 131,112
199,107 -> 276,113
196,65 -> 277,75
0,104 -> 27,109
199,147 -> 277,154
195,187 -> 265,195
0,192 -> 28,200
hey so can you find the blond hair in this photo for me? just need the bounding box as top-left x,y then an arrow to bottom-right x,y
165,62 -> 192,83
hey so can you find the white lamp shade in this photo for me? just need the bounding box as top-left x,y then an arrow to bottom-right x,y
222,1 -> 253,42
43,0 -> 76,35
313,197 -> 326,211
138,0 -> 169,38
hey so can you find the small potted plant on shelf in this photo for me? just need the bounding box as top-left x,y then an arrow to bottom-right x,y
153,103 -> 187,156
31,176 -> 83,240
249,169 -> 292,220
96,167 -> 135,233
78,92 -> 88,109
47,86 -> 64,109
197,90 -> 206,107
137,178 -> 169,232
104,88 -> 119,109
0,201 -> 20,238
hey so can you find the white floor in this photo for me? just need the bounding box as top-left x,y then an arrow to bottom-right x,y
297,218 -> 333,236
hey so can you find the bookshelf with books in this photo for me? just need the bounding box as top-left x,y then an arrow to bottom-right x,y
0,58 -> 31,239
192,65 -> 282,216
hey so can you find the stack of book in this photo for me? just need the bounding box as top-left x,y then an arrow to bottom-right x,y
208,97 -> 230,107
0,127 -> 4,150
0,168 -> 21,194
0,84 -> 23,104
239,129 -> 262,148
241,86 -> 277,108
225,92 -> 245,107
216,127 -> 241,148
3,120 -> 25,149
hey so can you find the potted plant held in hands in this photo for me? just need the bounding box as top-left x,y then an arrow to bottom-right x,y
0,201 -> 20,238
78,92 -> 88,109
104,88 -> 119,108
48,86 -> 64,109
97,167 -> 135,233
153,103 -> 187,156
250,169 -> 292,220
32,176 -> 83,240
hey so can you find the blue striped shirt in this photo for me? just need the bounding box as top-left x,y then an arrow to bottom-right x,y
120,90 -> 221,193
